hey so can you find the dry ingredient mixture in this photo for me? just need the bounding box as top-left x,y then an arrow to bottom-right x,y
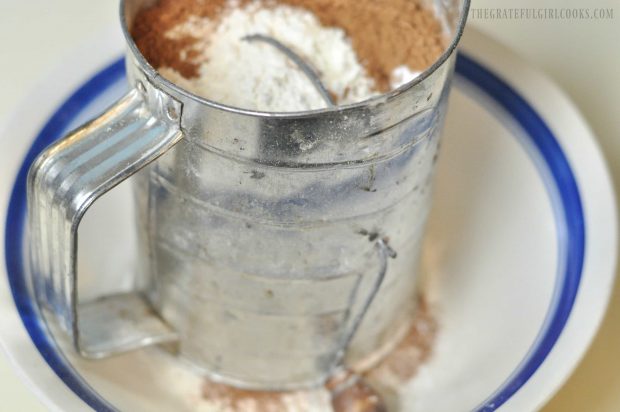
132,0 -> 447,111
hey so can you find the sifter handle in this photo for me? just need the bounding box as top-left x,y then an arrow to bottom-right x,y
28,82 -> 183,358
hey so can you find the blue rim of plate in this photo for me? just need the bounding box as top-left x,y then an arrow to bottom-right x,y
3,53 -> 584,412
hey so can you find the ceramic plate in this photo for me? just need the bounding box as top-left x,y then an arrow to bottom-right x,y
0,27 -> 616,411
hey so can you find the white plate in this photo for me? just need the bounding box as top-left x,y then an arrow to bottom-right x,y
0,27 -> 616,411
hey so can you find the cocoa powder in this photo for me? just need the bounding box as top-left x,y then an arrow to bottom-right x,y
201,382 -> 289,411
278,0 -> 446,90
364,297 -> 437,384
131,0 -> 231,78
131,0 -> 446,91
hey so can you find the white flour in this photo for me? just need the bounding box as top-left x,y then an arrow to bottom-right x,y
391,65 -> 422,89
160,1 -> 419,112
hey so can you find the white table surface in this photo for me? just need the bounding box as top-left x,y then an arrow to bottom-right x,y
0,0 -> 618,410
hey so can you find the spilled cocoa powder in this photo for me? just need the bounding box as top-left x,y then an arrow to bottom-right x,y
327,371 -> 387,412
363,297 -> 437,384
201,383 -> 291,411
131,0 -> 447,91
